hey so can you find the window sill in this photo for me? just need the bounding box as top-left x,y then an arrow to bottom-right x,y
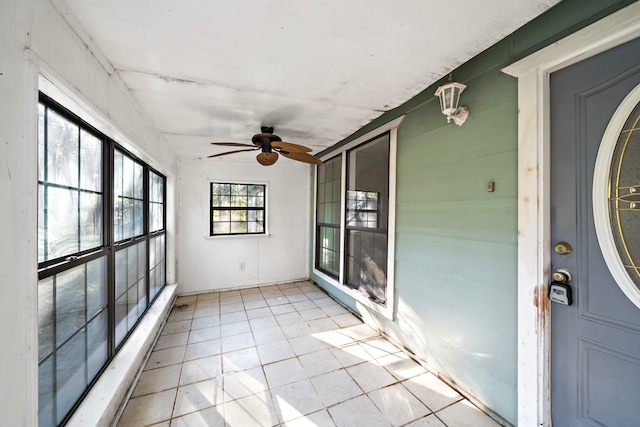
203,233 -> 271,240
66,284 -> 177,427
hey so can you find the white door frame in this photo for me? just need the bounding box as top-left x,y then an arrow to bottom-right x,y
502,3 -> 640,426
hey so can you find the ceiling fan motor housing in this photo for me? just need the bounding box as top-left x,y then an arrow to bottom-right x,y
252,128 -> 282,148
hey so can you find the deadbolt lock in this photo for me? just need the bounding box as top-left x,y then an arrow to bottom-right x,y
554,241 -> 573,255
551,268 -> 572,283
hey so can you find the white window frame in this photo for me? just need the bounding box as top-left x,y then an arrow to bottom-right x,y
312,116 -> 403,320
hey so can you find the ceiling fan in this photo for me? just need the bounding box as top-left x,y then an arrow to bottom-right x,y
208,126 -> 322,166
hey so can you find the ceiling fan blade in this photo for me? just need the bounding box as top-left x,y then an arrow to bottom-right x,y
257,152 -> 279,166
211,142 -> 256,148
279,151 -> 322,165
271,141 -> 312,153
207,148 -> 258,158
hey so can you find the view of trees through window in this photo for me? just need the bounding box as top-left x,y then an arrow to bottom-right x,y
210,183 -> 266,235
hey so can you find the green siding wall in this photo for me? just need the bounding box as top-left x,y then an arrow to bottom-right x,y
311,1 -> 637,424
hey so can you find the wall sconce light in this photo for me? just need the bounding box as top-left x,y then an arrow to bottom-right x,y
434,76 -> 469,126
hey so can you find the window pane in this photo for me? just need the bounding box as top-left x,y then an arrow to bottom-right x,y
39,356 -> 55,427
115,249 -> 127,300
231,222 -> 248,233
38,104 -> 46,182
86,257 -> 106,320
56,265 -> 86,346
79,130 -> 102,192
56,328 -> 86,424
231,184 -> 247,196
47,109 -> 79,188
231,210 -> 247,222
45,187 -> 79,260
248,185 -> 264,197
87,311 -> 107,382
114,150 -> 143,241
213,222 -> 230,234
115,294 -> 127,347
38,277 -> 54,362
79,192 -> 102,251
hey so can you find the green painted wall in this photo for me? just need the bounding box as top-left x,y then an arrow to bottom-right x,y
310,1 -> 637,424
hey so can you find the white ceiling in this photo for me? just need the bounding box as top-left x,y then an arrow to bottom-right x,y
55,0 -> 560,159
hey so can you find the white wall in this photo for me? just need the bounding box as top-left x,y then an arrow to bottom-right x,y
0,0 -> 176,424
177,157 -> 311,294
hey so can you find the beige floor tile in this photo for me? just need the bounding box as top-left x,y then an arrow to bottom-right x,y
377,353 -> 427,381
330,343 -> 375,368
132,364 -> 182,397
188,325 -> 221,344
120,283 -> 500,427
191,315 -> 221,330
222,347 -> 261,373
220,310 -> 248,324
298,349 -> 342,377
249,316 -> 280,331
289,334 -> 331,356
145,346 -> 185,370
117,388 -> 176,426
313,329 -> 355,347
436,400 -> 502,427
368,383 -> 431,427
220,302 -> 245,314
257,339 -> 296,364
270,378 -> 325,422
223,366 -> 268,402
347,361 -> 397,393
173,378 -> 224,418
170,406 -> 225,427
253,326 -> 287,346
180,355 -> 223,386
339,323 -> 379,341
247,306 -> 273,319
167,309 -> 195,323
184,339 -> 222,362
221,331 -> 255,352
328,395 -> 392,427
154,331 -> 189,350
310,369 -> 362,407
264,358 -> 308,388
220,320 -> 251,336
402,373 -> 463,412
161,320 -> 192,335
283,409 -> 336,427
223,391 -> 280,427
193,306 -> 220,319
244,298 -> 269,309
405,414 -> 447,426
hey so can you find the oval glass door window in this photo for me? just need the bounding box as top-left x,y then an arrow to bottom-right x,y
594,83 -> 640,309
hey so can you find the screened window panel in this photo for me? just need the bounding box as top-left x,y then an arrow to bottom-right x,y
344,134 -> 390,306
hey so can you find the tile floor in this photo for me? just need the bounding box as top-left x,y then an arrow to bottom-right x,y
117,281 -> 503,427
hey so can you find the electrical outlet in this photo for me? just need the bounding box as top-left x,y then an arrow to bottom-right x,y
239,262 -> 246,272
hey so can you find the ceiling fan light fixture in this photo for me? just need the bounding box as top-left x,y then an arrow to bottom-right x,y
257,152 -> 278,166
